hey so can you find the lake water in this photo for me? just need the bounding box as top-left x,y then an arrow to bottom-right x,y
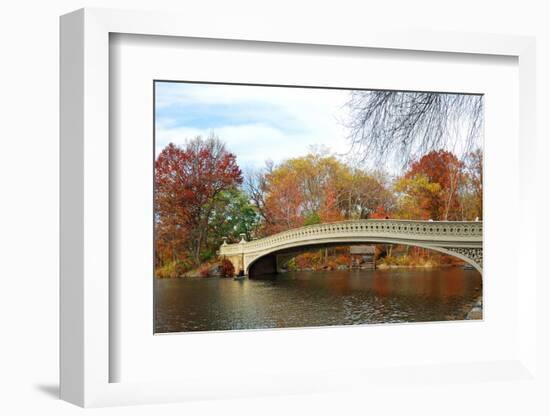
154,267 -> 482,333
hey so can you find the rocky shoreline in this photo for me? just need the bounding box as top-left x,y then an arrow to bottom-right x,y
180,262 -> 224,278
376,263 -> 455,270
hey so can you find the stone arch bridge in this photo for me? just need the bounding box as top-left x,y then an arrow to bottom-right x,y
219,219 -> 482,277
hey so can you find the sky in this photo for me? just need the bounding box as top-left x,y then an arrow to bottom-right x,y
154,82 -> 353,172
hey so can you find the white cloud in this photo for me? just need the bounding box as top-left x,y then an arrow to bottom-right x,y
156,122 -> 351,171
155,82 -> 353,170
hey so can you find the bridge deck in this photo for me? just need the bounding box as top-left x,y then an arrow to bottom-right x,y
221,219 -> 482,255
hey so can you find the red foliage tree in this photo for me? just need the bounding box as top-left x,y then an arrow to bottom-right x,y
155,136 -> 242,266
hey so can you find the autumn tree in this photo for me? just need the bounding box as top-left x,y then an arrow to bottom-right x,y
250,152 -> 394,235
399,150 -> 464,220
337,169 -> 395,219
394,174 -> 442,220
259,153 -> 348,233
155,135 -> 242,266
283,153 -> 347,215
262,173 -> 303,234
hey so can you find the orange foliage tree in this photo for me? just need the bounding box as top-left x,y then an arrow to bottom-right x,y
255,151 -> 394,235
399,150 -> 464,220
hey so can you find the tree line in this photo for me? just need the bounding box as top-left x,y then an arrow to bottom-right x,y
155,134 -> 482,277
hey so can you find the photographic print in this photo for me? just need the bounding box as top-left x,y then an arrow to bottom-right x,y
154,81 -> 483,333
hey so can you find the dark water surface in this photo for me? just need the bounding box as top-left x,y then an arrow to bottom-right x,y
154,268 -> 482,333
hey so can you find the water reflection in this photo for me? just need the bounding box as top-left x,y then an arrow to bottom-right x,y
154,268 -> 482,333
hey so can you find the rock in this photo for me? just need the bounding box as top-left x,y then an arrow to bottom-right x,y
359,265 -> 375,269
465,296 -> 483,320
183,269 -> 202,278
466,307 -> 483,320
208,265 -> 223,277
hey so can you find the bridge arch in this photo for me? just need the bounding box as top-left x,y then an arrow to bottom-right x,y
245,239 -> 482,276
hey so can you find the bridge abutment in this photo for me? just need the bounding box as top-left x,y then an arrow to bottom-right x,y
224,254 -> 245,276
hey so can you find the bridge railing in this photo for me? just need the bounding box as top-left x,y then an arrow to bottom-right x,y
219,219 -> 482,256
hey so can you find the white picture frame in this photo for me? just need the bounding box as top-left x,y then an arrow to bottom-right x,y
60,7 -> 538,408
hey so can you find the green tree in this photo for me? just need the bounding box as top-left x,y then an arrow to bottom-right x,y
304,212 -> 321,226
208,188 -> 259,245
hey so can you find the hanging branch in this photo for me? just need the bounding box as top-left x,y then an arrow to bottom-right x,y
344,90 -> 483,169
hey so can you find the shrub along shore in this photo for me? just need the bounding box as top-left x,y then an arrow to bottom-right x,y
155,246 -> 467,278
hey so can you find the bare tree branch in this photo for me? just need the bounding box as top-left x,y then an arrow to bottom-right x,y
344,91 -> 483,169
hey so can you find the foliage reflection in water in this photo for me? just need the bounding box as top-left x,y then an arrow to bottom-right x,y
154,268 -> 482,333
